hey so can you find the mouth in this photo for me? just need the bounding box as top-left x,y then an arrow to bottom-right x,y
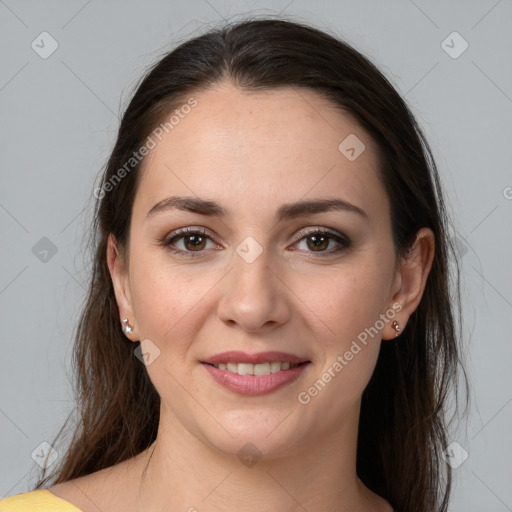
200,351 -> 311,395
203,361 -> 306,375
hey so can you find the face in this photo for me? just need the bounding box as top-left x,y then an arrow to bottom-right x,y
110,82 -> 405,458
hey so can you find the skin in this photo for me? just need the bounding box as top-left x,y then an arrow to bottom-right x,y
49,82 -> 434,512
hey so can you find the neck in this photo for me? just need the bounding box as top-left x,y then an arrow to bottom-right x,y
134,402 -> 389,512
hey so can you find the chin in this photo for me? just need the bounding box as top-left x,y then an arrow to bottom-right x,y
197,408 -> 309,462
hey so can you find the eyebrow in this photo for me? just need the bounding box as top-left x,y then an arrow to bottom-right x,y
146,196 -> 369,223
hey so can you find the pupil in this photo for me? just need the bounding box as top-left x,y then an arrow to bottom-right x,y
187,235 -> 204,250
309,235 -> 328,250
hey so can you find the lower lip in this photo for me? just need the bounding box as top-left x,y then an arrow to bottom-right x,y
202,362 -> 310,396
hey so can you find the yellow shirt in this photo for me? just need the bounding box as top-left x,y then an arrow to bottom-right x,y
0,490 -> 82,511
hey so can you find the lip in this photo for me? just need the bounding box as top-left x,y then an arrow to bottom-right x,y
201,355 -> 311,396
201,350 -> 309,365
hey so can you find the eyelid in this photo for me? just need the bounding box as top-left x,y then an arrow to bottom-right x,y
161,226 -> 218,248
161,225 -> 351,257
292,226 -> 350,244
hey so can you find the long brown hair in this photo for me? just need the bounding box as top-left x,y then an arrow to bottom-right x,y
34,15 -> 469,511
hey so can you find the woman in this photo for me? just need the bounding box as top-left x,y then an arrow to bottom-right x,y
1,16 -> 468,512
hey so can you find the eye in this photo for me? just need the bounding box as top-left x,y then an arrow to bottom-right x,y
161,226 -> 351,258
161,227 -> 219,257
292,227 -> 351,256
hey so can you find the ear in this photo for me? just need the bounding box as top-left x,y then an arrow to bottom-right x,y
106,233 -> 139,341
383,227 -> 435,340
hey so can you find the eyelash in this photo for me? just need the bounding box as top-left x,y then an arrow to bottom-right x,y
160,227 -> 351,259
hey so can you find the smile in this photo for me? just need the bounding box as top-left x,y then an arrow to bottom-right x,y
208,361 -> 300,375
202,361 -> 310,395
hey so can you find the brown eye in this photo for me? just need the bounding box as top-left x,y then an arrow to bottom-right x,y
182,233 -> 207,251
294,228 -> 351,256
162,228 -> 216,257
306,234 -> 330,252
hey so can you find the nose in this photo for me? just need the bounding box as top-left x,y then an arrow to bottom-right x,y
216,246 -> 291,333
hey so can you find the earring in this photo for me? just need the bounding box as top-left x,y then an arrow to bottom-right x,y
392,320 -> 401,337
122,318 -> 133,334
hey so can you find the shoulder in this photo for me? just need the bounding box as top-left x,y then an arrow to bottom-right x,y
0,489 -> 82,511
40,456 -> 142,512
2,450 -> 150,512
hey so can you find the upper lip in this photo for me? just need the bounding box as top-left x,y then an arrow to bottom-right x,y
201,351 -> 310,365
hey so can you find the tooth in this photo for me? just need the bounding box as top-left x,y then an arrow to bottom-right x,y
253,362 -> 271,376
270,361 -> 282,373
217,361 -> 298,375
237,363 -> 254,375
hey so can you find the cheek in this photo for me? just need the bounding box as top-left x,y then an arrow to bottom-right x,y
302,262 -> 389,345
294,270 -> 385,422
128,249 -> 211,351
292,258 -> 390,397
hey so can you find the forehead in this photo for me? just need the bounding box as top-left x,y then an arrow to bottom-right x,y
134,82 -> 387,225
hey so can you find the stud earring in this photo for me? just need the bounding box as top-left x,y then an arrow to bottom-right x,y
122,318 -> 133,334
392,320 -> 401,337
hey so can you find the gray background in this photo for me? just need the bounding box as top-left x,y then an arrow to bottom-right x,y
1,0 -> 511,510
